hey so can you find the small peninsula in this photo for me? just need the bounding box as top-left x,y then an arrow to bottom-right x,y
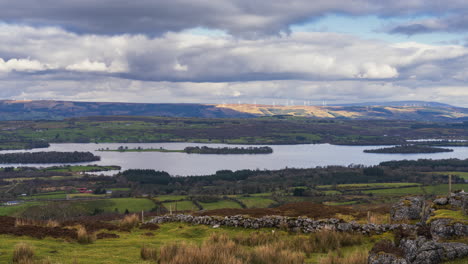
98,146 -> 273,154
364,145 -> 454,154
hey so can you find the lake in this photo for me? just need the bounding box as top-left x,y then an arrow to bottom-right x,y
0,143 -> 467,176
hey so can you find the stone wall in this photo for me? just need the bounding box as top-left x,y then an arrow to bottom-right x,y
148,214 -> 412,234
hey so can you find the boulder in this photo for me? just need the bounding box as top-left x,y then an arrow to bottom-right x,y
400,236 -> 468,264
368,252 -> 408,264
391,196 -> 425,222
433,197 -> 448,206
430,219 -> 468,240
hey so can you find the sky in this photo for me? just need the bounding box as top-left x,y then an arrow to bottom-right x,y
0,0 -> 468,106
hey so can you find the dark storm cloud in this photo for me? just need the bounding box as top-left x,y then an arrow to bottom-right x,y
2,0 -> 468,36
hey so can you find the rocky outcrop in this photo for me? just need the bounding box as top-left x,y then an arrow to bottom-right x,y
400,236 -> 468,264
368,252 -> 408,264
430,219 -> 468,240
448,192 -> 468,213
391,196 -> 425,222
148,214 -> 413,234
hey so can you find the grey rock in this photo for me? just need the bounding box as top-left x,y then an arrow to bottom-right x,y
391,196 -> 425,222
433,198 -> 448,205
430,219 -> 468,240
400,236 -> 468,264
368,252 -> 408,264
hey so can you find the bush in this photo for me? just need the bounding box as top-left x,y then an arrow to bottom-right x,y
140,245 -> 158,261
15,218 -> 59,228
250,243 -> 304,264
319,250 -> 367,264
76,225 -> 96,244
120,214 -> 140,229
370,239 -> 404,257
13,242 -> 34,263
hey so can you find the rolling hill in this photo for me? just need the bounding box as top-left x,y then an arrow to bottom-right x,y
0,100 -> 467,121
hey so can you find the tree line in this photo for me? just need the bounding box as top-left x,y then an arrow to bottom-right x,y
0,151 -> 100,164
119,158 -> 468,196
184,146 -> 273,154
364,145 -> 453,154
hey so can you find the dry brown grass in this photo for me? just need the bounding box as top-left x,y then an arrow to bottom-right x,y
141,245 -> 158,261
146,231 -> 366,264
250,243 -> 305,264
15,218 -> 59,228
319,250 -> 368,264
76,225 -> 96,244
155,233 -> 305,264
12,242 -> 34,263
120,214 -> 140,229
367,212 -> 390,224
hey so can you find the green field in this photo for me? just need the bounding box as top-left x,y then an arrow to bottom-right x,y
108,188 -> 131,192
0,222 -> 381,264
162,201 -> 197,212
19,191 -> 67,200
363,184 -> 467,195
155,195 -> 187,202
318,182 -> 421,189
428,171 -> 468,180
69,193 -> 106,198
0,202 -> 44,216
75,198 -> 156,214
199,200 -> 242,210
237,197 -> 276,208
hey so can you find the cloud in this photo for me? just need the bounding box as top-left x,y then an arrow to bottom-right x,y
0,24 -> 468,106
2,1 -> 468,36
387,14 -> 468,35
1,24 -> 468,83
0,58 -> 48,72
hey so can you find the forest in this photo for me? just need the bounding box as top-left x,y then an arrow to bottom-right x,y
184,146 -> 273,154
0,116 -> 466,147
0,151 -> 100,164
119,158 -> 468,196
363,145 -> 453,154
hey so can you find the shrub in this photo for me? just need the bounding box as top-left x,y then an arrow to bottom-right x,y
319,250 -> 367,264
120,214 -> 140,229
250,243 -> 304,264
140,245 -> 158,261
76,225 -> 96,244
370,239 -> 404,257
15,218 -> 59,228
12,242 -> 34,263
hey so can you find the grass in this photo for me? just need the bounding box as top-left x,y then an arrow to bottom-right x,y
77,225 -> 96,244
318,183 -> 421,190
363,184 -> 468,195
0,222 -> 385,264
155,195 -> 187,202
0,202 -> 44,216
120,214 -> 141,229
19,192 -> 67,200
108,188 -> 131,192
75,198 -> 156,214
12,242 -> 35,263
428,171 -> 468,180
199,200 -> 242,210
68,193 -> 106,198
237,197 -> 276,208
162,201 -> 197,212
428,209 -> 468,224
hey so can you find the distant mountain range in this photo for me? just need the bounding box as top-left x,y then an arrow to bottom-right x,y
0,100 -> 467,121
330,101 -> 455,108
